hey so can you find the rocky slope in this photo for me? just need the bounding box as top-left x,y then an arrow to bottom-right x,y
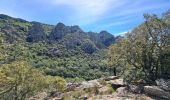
29,76 -> 170,100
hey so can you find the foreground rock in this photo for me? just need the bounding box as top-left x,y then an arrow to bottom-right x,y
128,85 -> 144,94
116,87 -> 128,97
29,76 -> 170,100
66,82 -> 81,91
78,79 -> 102,89
156,79 -> 170,92
107,78 -> 125,90
144,86 -> 170,99
103,76 -> 118,81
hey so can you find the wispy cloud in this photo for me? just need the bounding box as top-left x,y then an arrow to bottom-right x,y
115,30 -> 130,36
48,0 -> 117,25
0,0 -> 170,35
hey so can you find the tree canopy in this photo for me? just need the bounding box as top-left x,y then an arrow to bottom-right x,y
109,11 -> 170,84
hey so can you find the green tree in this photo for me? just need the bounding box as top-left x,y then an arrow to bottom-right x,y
0,61 -> 46,100
109,11 -> 170,84
45,76 -> 66,92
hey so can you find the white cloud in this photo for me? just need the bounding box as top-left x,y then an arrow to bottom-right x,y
48,0 -> 121,25
29,0 -> 170,26
115,30 -> 130,36
52,0 -> 112,16
105,1 -> 170,20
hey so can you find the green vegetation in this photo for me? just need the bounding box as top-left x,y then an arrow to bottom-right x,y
109,11 -> 170,84
0,10 -> 169,99
0,14 -> 114,99
0,14 -> 114,81
0,61 -> 66,100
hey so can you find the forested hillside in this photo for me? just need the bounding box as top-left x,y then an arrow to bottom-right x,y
0,10 -> 169,100
0,14 -> 116,80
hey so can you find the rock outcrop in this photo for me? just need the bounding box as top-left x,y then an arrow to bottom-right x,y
1,25 -> 22,43
78,79 -> 102,89
26,22 -> 46,42
116,87 -> 128,97
30,76 -> 170,100
144,86 -> 170,99
49,23 -> 83,42
49,23 -> 70,41
156,79 -> 170,91
128,85 -> 144,94
99,31 -> 115,47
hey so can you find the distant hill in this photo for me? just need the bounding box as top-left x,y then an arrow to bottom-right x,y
0,14 -> 117,80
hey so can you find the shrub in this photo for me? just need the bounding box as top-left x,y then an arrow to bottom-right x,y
0,61 -> 46,100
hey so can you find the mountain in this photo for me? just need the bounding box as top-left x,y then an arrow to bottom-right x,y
0,14 -> 116,80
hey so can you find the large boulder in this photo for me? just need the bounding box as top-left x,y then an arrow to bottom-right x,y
156,79 -> 170,91
144,86 -> 170,99
78,80 -> 101,89
128,85 -> 144,94
107,79 -> 125,90
116,87 -> 128,97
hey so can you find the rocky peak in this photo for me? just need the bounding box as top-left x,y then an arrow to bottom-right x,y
55,22 -> 66,29
49,23 -> 71,41
99,30 -> 115,46
0,14 -> 28,23
49,23 -> 83,42
70,25 -> 83,33
99,31 -> 112,36
26,22 -> 46,42
0,14 -> 12,20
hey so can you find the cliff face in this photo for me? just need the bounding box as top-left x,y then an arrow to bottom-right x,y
26,22 -> 46,42
0,14 -> 116,54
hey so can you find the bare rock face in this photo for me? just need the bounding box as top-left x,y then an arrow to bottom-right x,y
49,23 -> 70,41
156,79 -> 170,92
49,23 -> 83,42
99,31 -> 115,46
107,79 -> 125,90
116,87 -> 128,97
70,25 -> 83,33
144,86 -> 170,99
128,85 -> 144,94
79,79 -> 101,89
1,25 -> 22,43
26,22 -> 46,42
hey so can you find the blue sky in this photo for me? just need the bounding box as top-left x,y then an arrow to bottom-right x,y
0,0 -> 170,35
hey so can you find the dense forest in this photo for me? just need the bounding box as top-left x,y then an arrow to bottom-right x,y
0,10 -> 170,99
0,14 -> 117,81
